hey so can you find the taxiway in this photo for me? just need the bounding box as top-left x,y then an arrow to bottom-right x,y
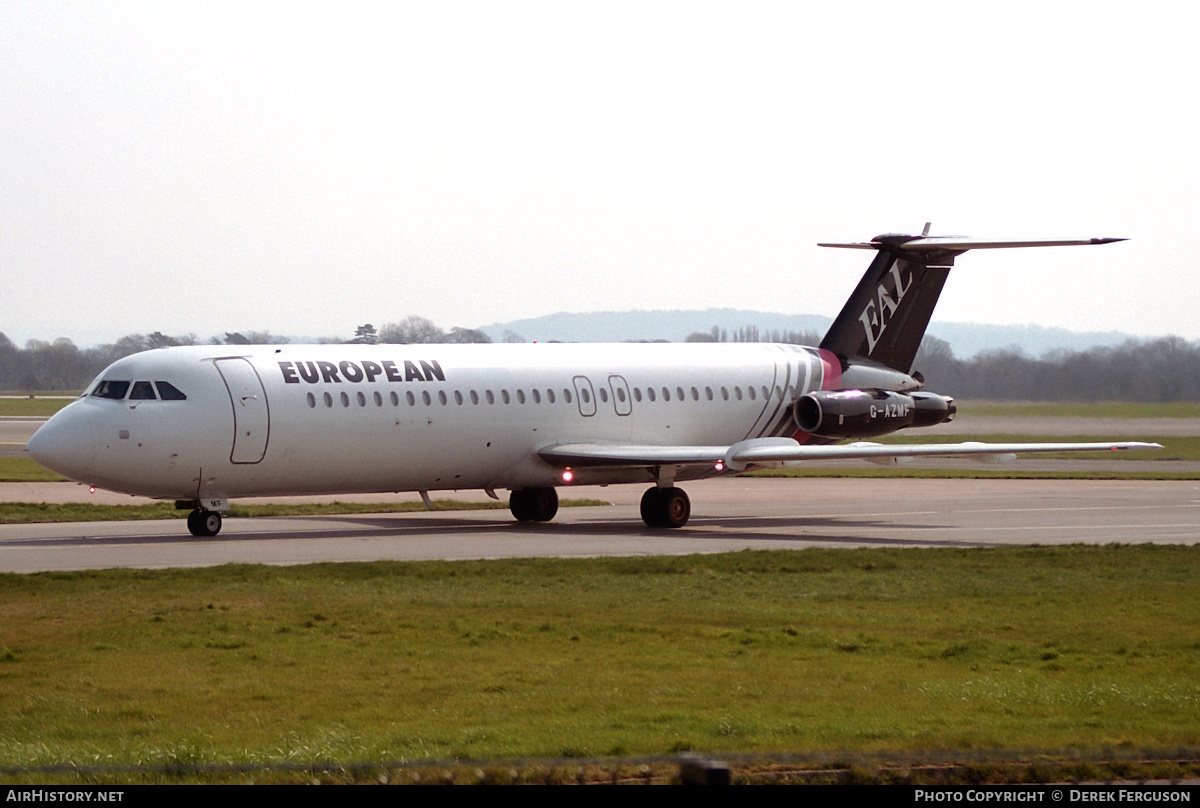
2,478 -> 1197,573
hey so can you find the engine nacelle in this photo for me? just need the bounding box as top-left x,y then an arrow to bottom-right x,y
794,389 -> 916,439
794,390 -> 956,439
910,392 -> 956,428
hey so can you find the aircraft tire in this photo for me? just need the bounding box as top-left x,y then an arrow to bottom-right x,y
510,487 -> 558,522
509,490 -> 531,521
187,509 -> 222,537
641,487 -> 690,529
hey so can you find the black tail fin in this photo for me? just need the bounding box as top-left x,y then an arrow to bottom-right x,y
818,227 -> 1125,374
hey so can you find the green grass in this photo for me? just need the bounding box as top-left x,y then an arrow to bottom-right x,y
2,547 -> 1199,774
960,401 -> 1200,419
0,397 -> 74,417
0,498 -> 609,525
0,458 -> 66,483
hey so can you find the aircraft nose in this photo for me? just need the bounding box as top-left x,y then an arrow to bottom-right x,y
27,405 -> 95,481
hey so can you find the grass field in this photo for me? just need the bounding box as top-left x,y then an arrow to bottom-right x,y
960,401 -> 1200,419
1,547 -> 1198,779
0,397 -> 73,417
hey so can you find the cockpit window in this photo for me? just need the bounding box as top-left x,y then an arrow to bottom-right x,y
92,380 -> 130,400
155,381 -> 187,401
130,381 -> 157,400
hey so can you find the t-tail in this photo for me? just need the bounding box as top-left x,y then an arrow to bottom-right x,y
818,224 -> 1126,374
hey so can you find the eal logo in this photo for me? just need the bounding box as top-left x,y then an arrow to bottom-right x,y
857,263 -> 912,353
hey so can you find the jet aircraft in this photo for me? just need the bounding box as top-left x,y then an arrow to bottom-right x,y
26,227 -> 1159,536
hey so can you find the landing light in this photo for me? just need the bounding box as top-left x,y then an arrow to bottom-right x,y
562,469 -> 574,483
89,486 -> 95,494
714,461 -> 724,471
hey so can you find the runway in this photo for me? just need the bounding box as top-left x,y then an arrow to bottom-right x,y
2,478 -> 1198,573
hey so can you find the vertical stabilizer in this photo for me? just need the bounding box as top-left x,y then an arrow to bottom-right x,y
817,230 -> 1125,374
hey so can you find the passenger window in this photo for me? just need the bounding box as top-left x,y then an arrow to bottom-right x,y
598,388 -> 608,403
390,391 -> 399,406
93,380 -> 130,400
155,381 -> 187,400
532,389 -> 541,404
324,392 -> 333,407
501,390 -> 511,404
632,388 -> 641,402
486,390 -> 495,404
690,387 -> 699,401
470,390 -> 479,405
517,390 -> 526,404
374,391 -> 383,406
735,386 -> 743,400
423,391 -> 432,406
438,390 -> 447,405
340,392 -> 350,407
546,389 -> 555,404
676,387 -> 685,401
720,387 -> 729,401
563,389 -> 572,404
647,387 -> 656,402
357,392 -> 366,406
705,387 -> 714,401
454,391 -> 464,405
748,387 -> 756,401
307,393 -> 316,408
662,387 -> 670,402
406,391 -> 416,406
579,389 -> 590,404
130,381 -> 157,400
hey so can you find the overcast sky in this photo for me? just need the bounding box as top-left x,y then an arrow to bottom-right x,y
3,1 -> 1197,347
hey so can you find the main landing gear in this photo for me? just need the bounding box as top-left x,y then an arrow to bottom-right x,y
640,486 -> 691,529
187,509 -> 223,537
507,485 -> 691,528
509,487 -> 559,522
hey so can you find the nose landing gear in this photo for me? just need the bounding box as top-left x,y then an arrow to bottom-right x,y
186,509 -> 223,537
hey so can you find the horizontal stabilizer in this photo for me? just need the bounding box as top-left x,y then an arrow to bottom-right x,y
819,236 -> 1126,251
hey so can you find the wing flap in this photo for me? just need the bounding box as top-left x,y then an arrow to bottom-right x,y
725,439 -> 1161,469
539,439 -> 1161,471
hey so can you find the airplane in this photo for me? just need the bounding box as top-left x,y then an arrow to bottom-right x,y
26,226 -> 1160,537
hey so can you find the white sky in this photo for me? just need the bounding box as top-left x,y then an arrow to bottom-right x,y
2,1 -> 1198,347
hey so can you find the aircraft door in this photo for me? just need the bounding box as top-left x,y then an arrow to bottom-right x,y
608,375 -> 632,416
572,376 -> 596,417
215,358 -> 270,464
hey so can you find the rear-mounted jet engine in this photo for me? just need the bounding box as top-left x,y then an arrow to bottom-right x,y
795,389 -> 956,439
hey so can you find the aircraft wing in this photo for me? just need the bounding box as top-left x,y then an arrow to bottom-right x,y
539,438 -> 1162,472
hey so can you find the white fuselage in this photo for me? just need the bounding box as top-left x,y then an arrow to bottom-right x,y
28,342 -> 836,502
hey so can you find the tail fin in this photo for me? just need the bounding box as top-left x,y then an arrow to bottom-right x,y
818,226 -> 1125,373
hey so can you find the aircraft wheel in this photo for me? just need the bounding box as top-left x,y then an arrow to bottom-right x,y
641,487 -> 690,529
640,487 -> 665,527
510,487 -> 558,522
187,509 -> 222,537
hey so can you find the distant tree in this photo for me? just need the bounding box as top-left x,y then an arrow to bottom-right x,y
351,324 -> 378,344
501,329 -> 525,344
446,327 -> 492,344
685,332 -> 717,343
379,316 -> 446,344
222,331 -> 287,345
